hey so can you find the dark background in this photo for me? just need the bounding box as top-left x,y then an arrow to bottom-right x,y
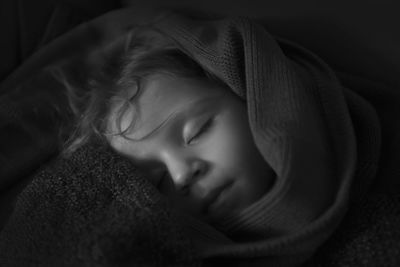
1,0 -> 399,88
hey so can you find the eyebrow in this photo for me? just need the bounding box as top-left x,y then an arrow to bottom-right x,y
129,96 -> 218,141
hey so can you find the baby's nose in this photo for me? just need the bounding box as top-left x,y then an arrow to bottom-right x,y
167,157 -> 207,194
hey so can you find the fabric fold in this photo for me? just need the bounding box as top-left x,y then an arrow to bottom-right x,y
153,12 -> 381,266
0,8 -> 386,267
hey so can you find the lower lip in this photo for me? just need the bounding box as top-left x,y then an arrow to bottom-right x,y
206,181 -> 234,219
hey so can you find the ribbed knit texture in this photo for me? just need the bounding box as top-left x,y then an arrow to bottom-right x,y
304,193 -> 400,267
2,9 -> 399,267
153,13 -> 382,266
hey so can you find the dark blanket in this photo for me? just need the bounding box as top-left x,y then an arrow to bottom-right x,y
0,142 -> 197,267
305,193 -> 400,266
1,143 -> 399,266
1,7 -> 400,267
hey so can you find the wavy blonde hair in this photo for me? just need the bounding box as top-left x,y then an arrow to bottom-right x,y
54,25 -> 225,157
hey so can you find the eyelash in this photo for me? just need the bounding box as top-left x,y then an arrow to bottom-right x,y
188,118 -> 213,145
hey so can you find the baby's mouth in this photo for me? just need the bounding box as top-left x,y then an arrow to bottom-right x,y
201,180 -> 235,220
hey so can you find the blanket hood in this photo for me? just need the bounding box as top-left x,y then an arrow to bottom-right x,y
152,12 -> 381,266
0,7 -> 385,267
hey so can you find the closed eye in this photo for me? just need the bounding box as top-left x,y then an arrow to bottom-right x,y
188,118 -> 214,145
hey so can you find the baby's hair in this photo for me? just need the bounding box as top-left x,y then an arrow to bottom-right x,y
55,25 -> 226,157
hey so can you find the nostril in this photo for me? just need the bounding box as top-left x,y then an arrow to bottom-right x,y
176,170 -> 199,195
193,160 -> 207,178
193,169 -> 201,178
173,161 -> 207,195
179,184 -> 190,196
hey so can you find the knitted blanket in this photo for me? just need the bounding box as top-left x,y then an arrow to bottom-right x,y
152,12 -> 382,266
1,9 -> 400,267
0,142 -> 197,267
0,143 -> 399,267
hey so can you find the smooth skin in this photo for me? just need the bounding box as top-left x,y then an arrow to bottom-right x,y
108,74 -> 276,224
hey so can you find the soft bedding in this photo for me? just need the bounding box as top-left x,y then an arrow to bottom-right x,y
0,6 -> 160,228
0,3 -> 400,267
1,1 -> 399,211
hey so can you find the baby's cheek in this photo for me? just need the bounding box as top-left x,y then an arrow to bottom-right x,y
202,121 -> 247,174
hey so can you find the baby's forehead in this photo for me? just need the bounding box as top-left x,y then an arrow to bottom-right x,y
131,95 -> 221,140
138,74 -> 224,104
135,74 -> 225,116
111,74 -> 229,138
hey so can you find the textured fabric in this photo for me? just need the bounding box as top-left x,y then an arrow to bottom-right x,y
0,70 -> 70,190
0,0 -> 106,191
304,193 -> 400,267
152,13 -> 382,266
338,72 -> 400,196
0,6 -> 161,228
0,141 -> 198,267
0,7 -> 399,267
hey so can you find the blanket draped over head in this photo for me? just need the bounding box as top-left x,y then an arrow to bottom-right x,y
1,8 -> 400,267
150,11 -> 382,265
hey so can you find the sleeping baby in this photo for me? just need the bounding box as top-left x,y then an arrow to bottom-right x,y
57,12 -> 351,265
1,9 -> 395,267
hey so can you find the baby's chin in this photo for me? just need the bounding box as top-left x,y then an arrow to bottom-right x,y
204,176 -> 274,226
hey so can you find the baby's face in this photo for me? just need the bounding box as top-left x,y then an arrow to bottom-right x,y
108,74 -> 275,224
